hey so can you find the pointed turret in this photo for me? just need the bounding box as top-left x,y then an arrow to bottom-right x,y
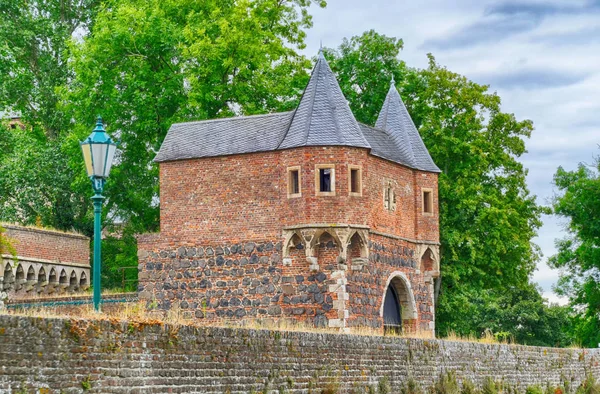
376,80 -> 440,172
277,51 -> 370,150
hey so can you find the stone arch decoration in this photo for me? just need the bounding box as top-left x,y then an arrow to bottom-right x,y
37,267 -> 48,292
282,225 -> 370,272
79,271 -> 88,289
415,244 -> 440,275
282,231 -> 304,258
47,268 -> 58,294
69,270 -> 79,291
2,263 -> 14,292
14,264 -> 25,291
380,271 -> 418,333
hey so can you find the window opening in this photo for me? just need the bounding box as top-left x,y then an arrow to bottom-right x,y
288,167 -> 300,197
423,190 -> 433,214
350,168 -> 360,194
320,168 -> 331,192
384,182 -> 396,211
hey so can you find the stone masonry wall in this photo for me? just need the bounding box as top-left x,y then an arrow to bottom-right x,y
0,315 -> 599,393
138,235 -> 435,331
138,240 -> 344,327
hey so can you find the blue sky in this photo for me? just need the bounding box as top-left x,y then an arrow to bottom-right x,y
303,0 -> 600,304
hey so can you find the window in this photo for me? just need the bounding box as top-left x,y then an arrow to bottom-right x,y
422,188 -> 433,214
287,166 -> 301,198
348,165 -> 362,196
315,164 -> 335,196
384,181 -> 396,211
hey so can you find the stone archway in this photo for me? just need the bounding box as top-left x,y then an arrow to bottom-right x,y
380,272 -> 417,333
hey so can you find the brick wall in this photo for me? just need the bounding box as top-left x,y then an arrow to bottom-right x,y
3,225 -> 89,266
0,315 -> 598,393
140,145 -> 439,330
155,146 -> 438,244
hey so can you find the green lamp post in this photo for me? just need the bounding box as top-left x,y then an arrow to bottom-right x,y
81,117 -> 118,311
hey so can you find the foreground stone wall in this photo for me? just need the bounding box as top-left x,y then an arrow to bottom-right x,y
0,315 -> 598,393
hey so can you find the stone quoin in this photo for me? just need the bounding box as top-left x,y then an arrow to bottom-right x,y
138,52 -> 441,334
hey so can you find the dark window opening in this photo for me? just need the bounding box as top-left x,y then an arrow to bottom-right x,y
423,191 -> 432,213
350,169 -> 360,193
289,169 -> 299,195
383,285 -> 402,335
320,168 -> 331,192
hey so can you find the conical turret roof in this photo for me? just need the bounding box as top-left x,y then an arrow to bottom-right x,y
375,80 -> 440,172
277,52 -> 370,150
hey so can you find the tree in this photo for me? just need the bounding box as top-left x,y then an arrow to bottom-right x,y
0,224 -> 16,258
1,0 -> 326,288
0,0 -> 101,231
550,161 -> 600,347
326,31 -> 549,340
61,0 -> 324,286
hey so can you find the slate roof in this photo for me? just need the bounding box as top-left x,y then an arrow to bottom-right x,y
277,52 -> 369,150
155,55 -> 440,173
375,80 -> 440,172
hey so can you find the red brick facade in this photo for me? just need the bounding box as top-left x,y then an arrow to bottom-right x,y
138,146 -> 440,333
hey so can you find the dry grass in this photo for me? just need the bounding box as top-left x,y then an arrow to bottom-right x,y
0,301 -> 510,344
443,329 -> 512,345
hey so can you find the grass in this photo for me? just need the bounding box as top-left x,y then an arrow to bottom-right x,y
0,300 -> 509,344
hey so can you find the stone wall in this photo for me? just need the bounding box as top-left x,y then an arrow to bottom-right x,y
0,315 -> 598,393
138,235 -> 437,332
1,225 -> 90,297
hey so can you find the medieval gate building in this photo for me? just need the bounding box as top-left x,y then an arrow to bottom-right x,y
138,53 -> 440,334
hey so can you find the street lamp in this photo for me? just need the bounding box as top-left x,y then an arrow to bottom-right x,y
81,116 -> 118,311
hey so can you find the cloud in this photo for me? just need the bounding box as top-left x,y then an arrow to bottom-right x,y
476,69 -> 587,89
486,0 -> 600,18
422,14 -> 541,49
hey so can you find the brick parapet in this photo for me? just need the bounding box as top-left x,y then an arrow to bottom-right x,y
0,315 -> 598,393
2,224 -> 89,266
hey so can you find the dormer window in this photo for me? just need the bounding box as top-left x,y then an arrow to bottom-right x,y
315,164 -> 335,196
287,166 -> 301,198
384,181 -> 396,211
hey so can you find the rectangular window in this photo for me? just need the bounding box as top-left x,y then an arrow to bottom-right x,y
348,165 -> 362,196
320,169 -> 331,192
287,166 -> 301,198
423,189 -> 433,214
315,164 -> 335,196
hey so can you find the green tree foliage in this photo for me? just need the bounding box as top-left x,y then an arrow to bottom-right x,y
327,31 -> 564,345
0,224 -> 16,257
0,0 -> 99,137
1,0 -> 325,288
551,161 -> 600,347
0,0 -> 101,231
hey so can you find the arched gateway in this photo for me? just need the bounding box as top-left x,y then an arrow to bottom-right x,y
381,272 -> 418,333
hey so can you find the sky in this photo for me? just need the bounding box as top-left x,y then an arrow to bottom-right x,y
302,0 -> 600,304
